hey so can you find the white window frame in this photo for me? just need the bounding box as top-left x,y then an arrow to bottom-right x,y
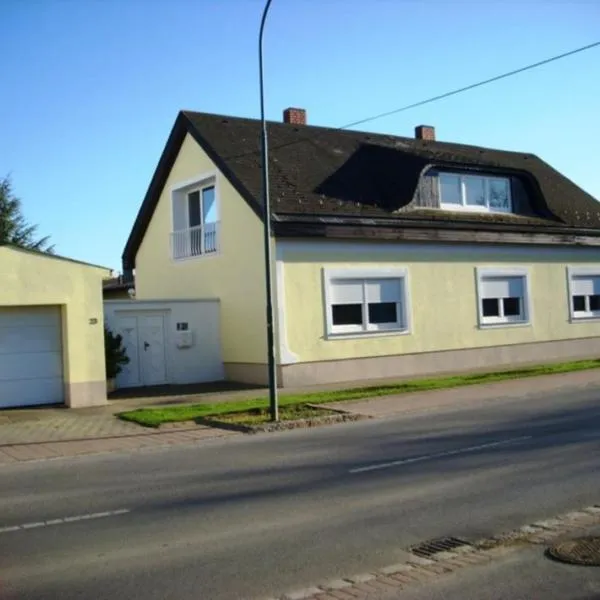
475,267 -> 531,328
567,266 -> 600,321
439,173 -> 512,213
170,172 -> 220,262
322,267 -> 411,339
185,184 -> 216,227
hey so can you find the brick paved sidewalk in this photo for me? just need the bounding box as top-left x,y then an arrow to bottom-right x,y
0,424 -> 236,465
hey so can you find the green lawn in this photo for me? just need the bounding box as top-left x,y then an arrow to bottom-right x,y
214,404 -> 338,426
117,358 -> 600,428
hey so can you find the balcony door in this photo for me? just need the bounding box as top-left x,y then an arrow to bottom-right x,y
187,185 -> 216,256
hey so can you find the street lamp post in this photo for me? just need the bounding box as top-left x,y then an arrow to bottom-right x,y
259,0 -> 278,422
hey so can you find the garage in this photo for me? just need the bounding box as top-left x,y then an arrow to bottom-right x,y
0,306 -> 64,408
1,243 -> 111,409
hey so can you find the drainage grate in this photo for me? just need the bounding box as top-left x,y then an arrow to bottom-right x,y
410,536 -> 472,558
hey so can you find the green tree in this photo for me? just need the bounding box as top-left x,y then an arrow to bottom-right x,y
0,175 -> 53,252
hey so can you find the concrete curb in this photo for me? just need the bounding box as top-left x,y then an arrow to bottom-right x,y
271,503 -> 600,600
198,410 -> 371,434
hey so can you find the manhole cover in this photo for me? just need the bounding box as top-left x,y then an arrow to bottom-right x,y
410,536 -> 471,558
547,537 -> 600,566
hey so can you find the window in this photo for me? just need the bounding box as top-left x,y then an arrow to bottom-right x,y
439,173 -> 511,213
324,269 -> 410,336
171,176 -> 219,260
477,268 -> 530,326
568,268 -> 600,320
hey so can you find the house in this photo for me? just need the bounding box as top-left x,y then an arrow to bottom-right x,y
0,244 -> 111,408
112,108 -> 600,389
103,275 -> 135,300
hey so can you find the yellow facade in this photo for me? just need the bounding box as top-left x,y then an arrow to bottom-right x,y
0,246 -> 110,407
280,240 -> 600,363
134,133 -> 267,365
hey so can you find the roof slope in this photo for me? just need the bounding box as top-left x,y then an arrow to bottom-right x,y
123,110 -> 600,269
1,243 -> 111,272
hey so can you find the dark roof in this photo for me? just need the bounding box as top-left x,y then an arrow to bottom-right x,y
103,276 -> 134,291
123,111 -> 600,269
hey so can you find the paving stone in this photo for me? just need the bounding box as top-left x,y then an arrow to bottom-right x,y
1,446 -> 46,460
453,545 -> 476,554
345,573 -> 376,584
444,558 -> 477,569
283,587 -> 324,600
368,577 -> 401,590
326,592 -> 354,600
321,580 -> 353,590
406,555 -> 435,566
329,589 -> 366,600
533,519 -> 562,530
564,511 -> 591,520
389,573 -> 415,585
348,582 -> 378,594
583,506 -> 600,514
420,563 -> 453,575
399,569 -> 437,582
0,450 -> 17,463
432,550 -> 459,560
379,563 -> 413,575
520,525 -> 541,534
461,553 -> 492,564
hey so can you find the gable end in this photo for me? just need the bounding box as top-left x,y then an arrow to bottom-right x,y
122,112 -> 264,272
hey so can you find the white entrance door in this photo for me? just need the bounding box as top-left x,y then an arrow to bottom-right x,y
115,314 -> 166,388
138,315 -> 167,386
0,307 -> 64,408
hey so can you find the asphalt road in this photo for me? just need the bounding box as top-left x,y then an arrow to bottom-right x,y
1,384 -> 600,600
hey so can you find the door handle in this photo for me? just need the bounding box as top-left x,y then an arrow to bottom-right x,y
144,341 -> 150,351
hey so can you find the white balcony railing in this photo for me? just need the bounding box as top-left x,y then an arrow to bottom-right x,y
170,222 -> 219,260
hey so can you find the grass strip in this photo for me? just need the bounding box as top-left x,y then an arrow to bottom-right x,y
117,358 -> 600,428
213,404 -> 338,426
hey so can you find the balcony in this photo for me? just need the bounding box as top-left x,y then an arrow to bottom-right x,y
170,222 -> 219,260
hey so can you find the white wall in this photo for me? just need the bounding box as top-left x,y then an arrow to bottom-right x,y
104,299 -> 223,386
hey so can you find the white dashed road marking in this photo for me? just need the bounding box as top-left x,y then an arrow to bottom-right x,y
0,508 -> 131,534
349,436 -> 533,474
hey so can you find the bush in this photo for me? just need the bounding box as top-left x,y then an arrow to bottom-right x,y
104,326 -> 129,380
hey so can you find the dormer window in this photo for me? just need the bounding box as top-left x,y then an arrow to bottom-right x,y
439,173 -> 512,213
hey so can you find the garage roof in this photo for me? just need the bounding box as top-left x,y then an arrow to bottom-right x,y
0,243 -> 111,273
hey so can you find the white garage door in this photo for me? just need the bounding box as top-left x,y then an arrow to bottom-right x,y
0,307 -> 64,408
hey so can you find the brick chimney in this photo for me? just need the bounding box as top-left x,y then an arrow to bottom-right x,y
415,125 -> 435,141
283,107 -> 307,125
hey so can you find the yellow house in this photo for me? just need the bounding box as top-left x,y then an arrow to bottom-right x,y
1,244 -> 111,408
119,109 -> 600,388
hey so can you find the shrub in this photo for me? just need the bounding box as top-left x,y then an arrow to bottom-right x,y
104,326 -> 129,379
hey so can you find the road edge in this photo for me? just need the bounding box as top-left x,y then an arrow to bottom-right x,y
273,504 -> 600,600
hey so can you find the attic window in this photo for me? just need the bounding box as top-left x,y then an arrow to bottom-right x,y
439,173 -> 512,213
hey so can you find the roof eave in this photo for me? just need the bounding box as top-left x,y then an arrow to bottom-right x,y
272,214 -> 600,246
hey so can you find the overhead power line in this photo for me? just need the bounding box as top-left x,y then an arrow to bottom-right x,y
339,40 -> 600,131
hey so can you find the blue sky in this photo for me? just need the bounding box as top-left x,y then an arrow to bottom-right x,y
1,0 -> 599,271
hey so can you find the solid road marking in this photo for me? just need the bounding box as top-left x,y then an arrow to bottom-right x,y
0,508 -> 131,534
349,436 -> 533,474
